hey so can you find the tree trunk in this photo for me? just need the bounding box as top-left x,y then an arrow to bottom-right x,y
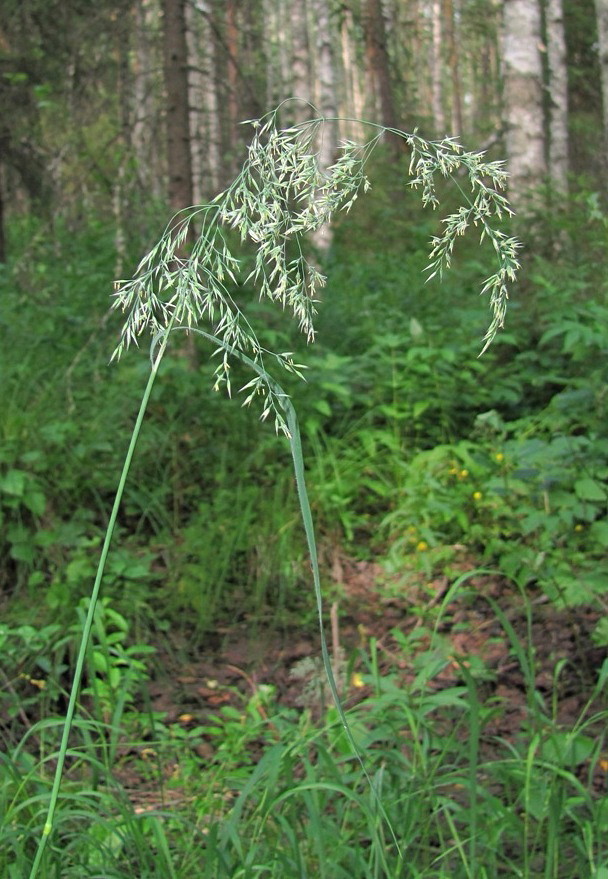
339,3 -> 365,141
161,0 -> 194,215
187,0 -> 220,202
595,0 -> 608,155
291,0 -> 311,122
502,0 -> 546,213
312,0 -> 337,163
545,0 -> 569,193
132,0 -> 164,201
226,0 -> 240,155
431,0 -> 445,136
311,0 -> 337,252
443,0 -> 463,137
363,0 -> 399,139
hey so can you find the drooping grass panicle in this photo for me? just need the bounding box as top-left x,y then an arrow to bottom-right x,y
111,104 -> 520,430
404,131 -> 521,352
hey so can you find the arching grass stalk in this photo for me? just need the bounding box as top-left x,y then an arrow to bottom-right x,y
172,326 -> 404,870
27,328 -> 172,879
29,102 -> 519,875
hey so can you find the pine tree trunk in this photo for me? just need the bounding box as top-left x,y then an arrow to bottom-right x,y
162,0 -> 194,215
546,0 -> 569,192
339,4 -> 365,141
502,0 -> 546,213
363,0 -> 399,134
132,0 -> 164,201
226,0 -> 240,159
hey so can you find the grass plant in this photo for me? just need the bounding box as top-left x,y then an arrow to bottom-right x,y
14,102 -> 521,876
2,105 -> 607,877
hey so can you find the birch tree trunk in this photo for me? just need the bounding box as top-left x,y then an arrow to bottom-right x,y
291,0 -> 311,122
431,0 -> 446,136
310,0 -> 337,252
546,0 -> 569,192
187,0 -> 220,202
502,0 -> 546,213
312,0 -> 337,167
595,0 -> 608,155
443,0 -> 463,136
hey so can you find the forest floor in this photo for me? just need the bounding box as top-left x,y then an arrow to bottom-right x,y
114,556 -> 608,808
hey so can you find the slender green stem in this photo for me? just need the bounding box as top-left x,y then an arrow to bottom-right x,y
28,331 -> 171,879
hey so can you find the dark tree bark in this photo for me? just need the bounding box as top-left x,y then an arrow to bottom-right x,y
363,0 -> 401,150
226,0 -> 240,145
162,0 -> 194,215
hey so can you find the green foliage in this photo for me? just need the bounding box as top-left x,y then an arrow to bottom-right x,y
2,106 -> 608,878
2,606 -> 607,877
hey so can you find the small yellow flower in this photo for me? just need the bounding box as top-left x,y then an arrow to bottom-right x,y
178,713 -> 195,723
141,748 -> 158,761
600,758 -> 608,771
574,524 -> 584,532
416,540 -> 429,551
459,469 -> 469,479
448,467 -> 459,475
473,491 -> 483,501
495,453 -> 504,462
31,678 -> 46,690
351,672 -> 365,689
20,674 -> 46,690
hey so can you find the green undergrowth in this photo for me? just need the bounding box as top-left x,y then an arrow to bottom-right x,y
2,591 -> 608,877
1,183 -> 608,638
1,165 -> 608,875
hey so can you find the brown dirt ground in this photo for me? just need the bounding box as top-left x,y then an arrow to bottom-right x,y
117,553 -> 607,806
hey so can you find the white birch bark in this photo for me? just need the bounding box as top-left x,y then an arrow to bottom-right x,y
444,0 -> 463,136
502,0 -> 546,213
431,0 -> 446,136
312,0 -> 337,167
187,0 -> 220,202
310,0 -> 337,252
595,0 -> 608,153
546,0 -> 569,192
291,0 -> 311,123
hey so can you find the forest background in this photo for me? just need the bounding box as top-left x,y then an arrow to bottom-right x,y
2,0 -> 608,877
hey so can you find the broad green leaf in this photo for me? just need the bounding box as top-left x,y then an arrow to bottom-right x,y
575,478 -> 605,502
591,520 -> 608,547
0,469 -> 26,497
24,490 -> 46,516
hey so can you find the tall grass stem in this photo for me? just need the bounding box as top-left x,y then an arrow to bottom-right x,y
27,331 -> 171,879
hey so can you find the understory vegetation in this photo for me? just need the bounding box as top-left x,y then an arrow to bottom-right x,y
1,153 -> 608,876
